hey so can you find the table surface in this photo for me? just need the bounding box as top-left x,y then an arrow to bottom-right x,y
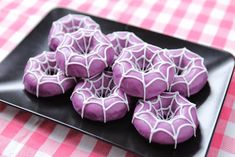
0,0 -> 235,156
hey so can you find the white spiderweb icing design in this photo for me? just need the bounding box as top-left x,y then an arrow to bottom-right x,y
49,14 -> 100,49
132,92 -> 198,148
106,31 -> 143,59
167,48 -> 208,97
113,44 -> 174,100
23,51 -> 76,97
57,29 -> 114,78
71,70 -> 130,123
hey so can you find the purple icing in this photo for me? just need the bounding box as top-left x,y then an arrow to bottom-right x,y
70,70 -> 130,123
48,14 -> 100,51
23,51 -> 77,97
166,48 -> 208,97
112,43 -> 175,100
106,31 -> 144,59
22,12 -> 206,147
56,28 -> 115,78
132,92 -> 199,148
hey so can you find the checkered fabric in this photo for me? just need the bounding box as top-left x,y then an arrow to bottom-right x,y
0,0 -> 234,156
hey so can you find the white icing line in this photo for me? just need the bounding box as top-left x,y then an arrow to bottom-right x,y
49,14 -> 100,49
72,70 -> 130,122
57,29 -> 113,78
113,44 -> 175,99
132,92 -> 198,148
23,51 -> 76,97
167,48 -> 208,96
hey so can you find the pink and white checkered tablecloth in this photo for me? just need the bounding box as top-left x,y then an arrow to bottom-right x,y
0,0 -> 235,156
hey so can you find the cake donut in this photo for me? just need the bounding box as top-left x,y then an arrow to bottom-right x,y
48,14 -> 100,51
132,92 -> 198,148
166,48 -> 208,97
56,28 -> 115,78
112,43 -> 175,100
71,69 -> 130,123
106,31 -> 143,59
23,51 -> 77,97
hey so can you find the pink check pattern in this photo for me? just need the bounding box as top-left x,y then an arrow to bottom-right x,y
0,0 -> 235,156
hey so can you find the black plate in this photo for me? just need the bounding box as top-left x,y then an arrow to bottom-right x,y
0,8 -> 234,157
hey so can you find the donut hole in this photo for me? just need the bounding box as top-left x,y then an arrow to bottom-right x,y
136,58 -> 152,73
45,68 -> 58,75
62,18 -> 81,33
67,27 -> 78,33
95,88 -> 112,98
154,98 -> 179,121
62,23 -> 79,33
175,62 -> 193,76
176,69 -> 184,76
71,34 -> 97,55
156,110 -> 174,121
91,72 -> 116,98
174,56 -> 194,76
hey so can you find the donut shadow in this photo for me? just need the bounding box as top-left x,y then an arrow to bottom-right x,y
169,125 -> 202,156
146,125 -> 202,157
24,88 -> 73,105
23,89 -> 75,118
188,82 -> 211,108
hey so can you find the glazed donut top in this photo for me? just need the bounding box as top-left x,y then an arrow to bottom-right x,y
80,71 -> 117,98
114,43 -> 164,73
106,31 -> 143,58
113,43 -> 175,100
56,28 -> 115,77
166,48 -> 208,97
50,14 -> 100,36
71,70 -> 130,122
132,92 -> 198,148
23,51 -> 76,97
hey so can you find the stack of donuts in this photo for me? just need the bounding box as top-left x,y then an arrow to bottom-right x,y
23,14 -> 208,148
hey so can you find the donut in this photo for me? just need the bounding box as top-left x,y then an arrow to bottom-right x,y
71,69 -> 130,123
166,48 -> 208,97
56,28 -> 115,78
132,92 -> 198,148
112,43 -> 175,100
48,14 -> 100,51
106,31 -> 143,59
23,51 -> 77,97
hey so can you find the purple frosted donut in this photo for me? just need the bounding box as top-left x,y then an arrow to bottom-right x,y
48,14 -> 100,51
106,31 -> 143,59
132,92 -> 198,148
56,28 -> 115,78
23,51 -> 77,97
71,70 -> 130,123
112,43 -> 175,100
166,48 -> 208,97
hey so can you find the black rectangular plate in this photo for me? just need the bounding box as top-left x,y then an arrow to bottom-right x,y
0,8 -> 234,157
